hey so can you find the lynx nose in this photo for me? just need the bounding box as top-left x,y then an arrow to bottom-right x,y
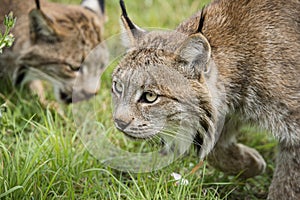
114,119 -> 131,130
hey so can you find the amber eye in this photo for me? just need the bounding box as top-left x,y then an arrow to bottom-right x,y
113,81 -> 123,94
140,92 -> 158,103
67,64 -> 81,72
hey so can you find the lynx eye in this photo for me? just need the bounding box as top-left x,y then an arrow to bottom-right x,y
113,81 -> 123,94
67,64 -> 81,72
71,66 -> 80,71
140,92 -> 158,104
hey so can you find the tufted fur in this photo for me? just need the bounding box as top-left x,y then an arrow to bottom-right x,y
112,0 -> 300,199
0,0 -> 108,104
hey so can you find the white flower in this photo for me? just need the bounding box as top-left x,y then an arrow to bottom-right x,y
171,172 -> 189,186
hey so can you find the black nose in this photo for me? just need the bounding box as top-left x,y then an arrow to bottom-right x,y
60,91 -> 72,104
114,119 -> 131,130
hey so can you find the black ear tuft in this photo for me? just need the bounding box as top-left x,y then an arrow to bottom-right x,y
120,0 -> 136,30
197,6 -> 206,33
119,0 -> 146,48
98,0 -> 105,14
35,0 -> 40,10
120,0 -> 127,17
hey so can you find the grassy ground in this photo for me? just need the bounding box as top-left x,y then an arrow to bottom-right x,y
0,0 -> 278,199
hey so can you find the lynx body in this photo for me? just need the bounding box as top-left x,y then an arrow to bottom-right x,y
112,0 -> 300,199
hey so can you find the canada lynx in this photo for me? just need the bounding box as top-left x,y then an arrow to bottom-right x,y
112,0 -> 300,199
0,0 -> 108,104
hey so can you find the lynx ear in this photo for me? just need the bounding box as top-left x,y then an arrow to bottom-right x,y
175,33 -> 211,78
29,9 -> 58,43
119,0 -> 146,48
81,0 -> 105,17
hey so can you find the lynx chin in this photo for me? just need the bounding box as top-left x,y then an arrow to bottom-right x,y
112,0 -> 300,199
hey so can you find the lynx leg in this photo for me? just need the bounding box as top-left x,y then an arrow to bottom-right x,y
29,80 -> 46,104
207,118 -> 266,178
29,80 -> 65,117
267,144 -> 300,200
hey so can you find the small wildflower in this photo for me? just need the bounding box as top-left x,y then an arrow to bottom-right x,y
0,104 -> 7,119
0,12 -> 16,53
171,172 -> 189,186
3,12 -> 16,29
4,33 -> 15,47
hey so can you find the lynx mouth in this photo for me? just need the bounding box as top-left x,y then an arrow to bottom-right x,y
122,131 -> 154,140
114,121 -> 162,140
123,132 -> 148,140
116,128 -> 156,140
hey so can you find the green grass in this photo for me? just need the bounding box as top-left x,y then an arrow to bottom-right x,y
0,0 -> 277,199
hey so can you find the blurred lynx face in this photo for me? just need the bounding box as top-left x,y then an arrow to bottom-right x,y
0,0 -> 108,103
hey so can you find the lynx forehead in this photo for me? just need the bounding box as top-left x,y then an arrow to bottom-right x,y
113,0 -> 300,199
0,0 -> 108,103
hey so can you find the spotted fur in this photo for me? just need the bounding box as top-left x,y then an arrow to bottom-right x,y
0,0 -> 108,103
112,0 -> 300,199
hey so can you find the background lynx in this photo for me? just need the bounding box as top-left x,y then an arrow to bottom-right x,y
0,0 -> 108,104
112,0 -> 300,199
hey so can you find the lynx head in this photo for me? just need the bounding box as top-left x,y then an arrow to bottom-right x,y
16,0 -> 108,103
112,1 -> 224,157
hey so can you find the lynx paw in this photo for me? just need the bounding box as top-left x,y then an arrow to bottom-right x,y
208,143 -> 266,178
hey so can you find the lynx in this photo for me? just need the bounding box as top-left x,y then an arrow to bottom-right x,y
0,0 -> 108,104
112,0 -> 300,199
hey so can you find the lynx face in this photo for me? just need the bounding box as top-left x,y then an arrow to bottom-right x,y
112,29 -> 222,156
0,0 -> 108,103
